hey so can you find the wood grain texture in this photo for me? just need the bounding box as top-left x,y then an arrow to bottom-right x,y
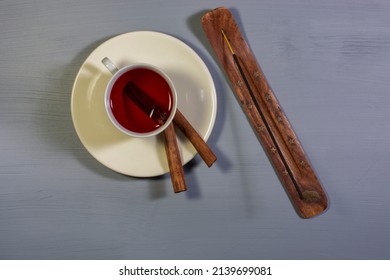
202,7 -> 327,218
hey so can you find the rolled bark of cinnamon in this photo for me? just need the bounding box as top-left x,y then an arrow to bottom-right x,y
125,82 -> 217,167
173,110 -> 217,167
163,122 -> 187,193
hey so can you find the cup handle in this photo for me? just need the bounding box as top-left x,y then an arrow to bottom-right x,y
102,57 -> 119,75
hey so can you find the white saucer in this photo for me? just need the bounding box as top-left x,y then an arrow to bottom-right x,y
71,31 -> 217,177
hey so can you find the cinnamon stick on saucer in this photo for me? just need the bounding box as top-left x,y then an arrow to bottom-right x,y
125,82 -> 217,167
163,123 -> 188,193
173,110 -> 216,167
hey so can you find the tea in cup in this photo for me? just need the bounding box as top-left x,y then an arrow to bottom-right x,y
102,57 -> 177,137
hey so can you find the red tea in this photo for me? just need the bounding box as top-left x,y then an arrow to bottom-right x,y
109,68 -> 173,133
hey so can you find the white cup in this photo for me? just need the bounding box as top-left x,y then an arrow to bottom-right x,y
102,57 -> 177,138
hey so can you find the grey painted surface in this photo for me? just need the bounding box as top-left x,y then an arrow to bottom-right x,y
1,0 -> 389,259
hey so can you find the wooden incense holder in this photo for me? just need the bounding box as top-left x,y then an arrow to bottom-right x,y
163,123 -> 187,193
202,7 -> 327,218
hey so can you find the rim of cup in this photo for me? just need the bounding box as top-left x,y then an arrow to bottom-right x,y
104,63 -> 177,138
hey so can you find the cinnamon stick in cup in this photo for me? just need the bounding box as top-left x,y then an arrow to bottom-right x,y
125,82 -> 217,167
102,58 -> 177,138
102,57 -> 189,193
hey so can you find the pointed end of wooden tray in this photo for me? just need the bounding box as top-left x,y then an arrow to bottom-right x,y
297,197 -> 328,219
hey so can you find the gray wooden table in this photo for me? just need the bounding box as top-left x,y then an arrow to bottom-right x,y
1,0 -> 389,259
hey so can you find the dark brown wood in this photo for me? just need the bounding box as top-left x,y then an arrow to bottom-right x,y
163,123 -> 187,193
174,110 -> 217,167
202,7 -> 327,218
